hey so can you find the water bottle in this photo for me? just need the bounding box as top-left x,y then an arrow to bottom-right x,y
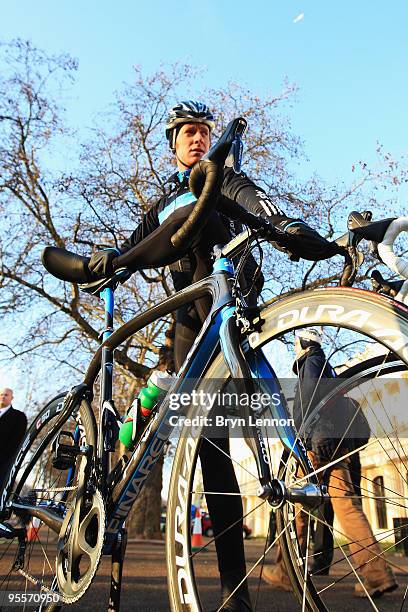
119,370 -> 175,450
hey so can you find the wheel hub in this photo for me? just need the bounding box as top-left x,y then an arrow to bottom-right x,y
258,478 -> 327,510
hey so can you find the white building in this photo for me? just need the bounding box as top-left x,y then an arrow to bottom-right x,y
230,371 -> 408,541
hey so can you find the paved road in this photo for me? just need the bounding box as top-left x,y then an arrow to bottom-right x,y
1,538 -> 406,610
65,539 -> 406,611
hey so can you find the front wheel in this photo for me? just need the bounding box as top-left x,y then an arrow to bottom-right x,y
166,288 -> 408,611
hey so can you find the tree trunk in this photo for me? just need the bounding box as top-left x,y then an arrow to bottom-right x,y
128,453 -> 164,539
127,320 -> 175,539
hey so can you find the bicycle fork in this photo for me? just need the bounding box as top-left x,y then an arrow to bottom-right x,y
219,302 -> 325,511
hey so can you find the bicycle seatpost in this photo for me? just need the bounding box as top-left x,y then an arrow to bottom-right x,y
98,286 -> 119,492
101,287 -> 115,394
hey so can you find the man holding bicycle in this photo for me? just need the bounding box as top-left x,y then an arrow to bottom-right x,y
88,101 -> 341,611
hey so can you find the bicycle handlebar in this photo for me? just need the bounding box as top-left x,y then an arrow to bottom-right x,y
344,210 -> 408,281
170,159 -> 222,249
343,210 -> 408,303
42,110 -> 406,301
375,216 -> 408,304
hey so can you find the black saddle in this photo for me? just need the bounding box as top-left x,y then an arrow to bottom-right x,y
42,247 -> 130,295
347,211 -> 396,243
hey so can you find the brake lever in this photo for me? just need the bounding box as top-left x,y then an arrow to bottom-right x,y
202,117 -> 247,170
335,211 -> 373,249
177,119 -> 247,248
224,118 -> 247,173
337,211 -> 372,286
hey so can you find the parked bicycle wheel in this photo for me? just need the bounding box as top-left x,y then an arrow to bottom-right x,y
166,287 -> 408,611
0,393 -> 102,607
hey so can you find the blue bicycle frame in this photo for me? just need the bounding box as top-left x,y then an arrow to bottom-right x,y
91,253 -> 311,553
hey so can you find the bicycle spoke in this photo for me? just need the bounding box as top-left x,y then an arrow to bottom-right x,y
399,585 -> 408,612
0,397 -> 95,605
201,436 -> 259,480
190,499 -> 267,557
290,503 -> 380,609
301,515 -> 312,612
216,507 -> 303,612
167,297 -> 408,611
295,503 -> 408,584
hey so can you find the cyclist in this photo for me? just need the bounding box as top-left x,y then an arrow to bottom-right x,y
88,101 -> 341,611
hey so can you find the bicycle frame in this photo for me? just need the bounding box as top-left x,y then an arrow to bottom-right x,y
91,254 -> 311,554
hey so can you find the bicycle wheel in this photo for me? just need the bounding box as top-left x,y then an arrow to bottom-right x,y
0,392 -> 103,609
166,287 -> 408,611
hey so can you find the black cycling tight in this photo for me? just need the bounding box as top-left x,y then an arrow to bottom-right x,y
174,320 -> 246,575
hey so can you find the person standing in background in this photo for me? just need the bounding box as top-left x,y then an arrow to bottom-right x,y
263,330 -> 396,598
0,388 -> 27,489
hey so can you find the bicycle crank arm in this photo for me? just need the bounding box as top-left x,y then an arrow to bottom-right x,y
258,479 -> 328,510
11,501 -> 64,534
0,520 -> 26,540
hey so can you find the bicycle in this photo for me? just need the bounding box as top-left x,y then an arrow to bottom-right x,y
0,116 -> 408,612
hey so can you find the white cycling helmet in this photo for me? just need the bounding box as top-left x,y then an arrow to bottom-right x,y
165,100 -> 215,150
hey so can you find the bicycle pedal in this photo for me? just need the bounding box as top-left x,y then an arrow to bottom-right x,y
52,430 -> 81,470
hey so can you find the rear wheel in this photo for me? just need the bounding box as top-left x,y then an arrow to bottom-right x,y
0,394 -> 101,607
166,288 -> 408,611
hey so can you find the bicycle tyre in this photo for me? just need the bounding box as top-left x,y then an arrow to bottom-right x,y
166,287 -> 408,611
277,354 -> 408,612
0,392 -> 98,609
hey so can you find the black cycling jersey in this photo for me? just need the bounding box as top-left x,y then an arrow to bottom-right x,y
122,167 -> 284,249
119,167 -> 285,294
114,166 -> 287,591
107,164 -> 338,602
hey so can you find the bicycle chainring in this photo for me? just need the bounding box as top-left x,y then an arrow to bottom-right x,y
55,455 -> 105,604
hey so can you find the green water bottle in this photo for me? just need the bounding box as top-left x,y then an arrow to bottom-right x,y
119,370 -> 174,450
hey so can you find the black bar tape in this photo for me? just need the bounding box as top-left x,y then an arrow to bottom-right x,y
170,160 -> 223,250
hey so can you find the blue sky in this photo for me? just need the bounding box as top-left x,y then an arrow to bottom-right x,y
1,0 -> 408,404
2,0 -> 408,182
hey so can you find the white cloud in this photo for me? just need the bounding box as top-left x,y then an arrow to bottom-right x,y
293,12 -> 305,24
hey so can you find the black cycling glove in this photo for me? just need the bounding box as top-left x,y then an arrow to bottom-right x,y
271,216 -> 343,261
88,248 -> 120,278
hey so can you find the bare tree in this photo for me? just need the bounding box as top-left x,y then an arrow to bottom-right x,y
0,41 -> 175,391
1,40 -> 406,537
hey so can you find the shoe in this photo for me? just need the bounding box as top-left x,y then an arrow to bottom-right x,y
215,599 -> 252,612
261,565 -> 292,592
354,576 -> 398,598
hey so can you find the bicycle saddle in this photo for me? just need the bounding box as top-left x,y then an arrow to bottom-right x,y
42,247 -> 131,294
42,246 -> 92,283
347,211 -> 396,243
371,269 -> 405,296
